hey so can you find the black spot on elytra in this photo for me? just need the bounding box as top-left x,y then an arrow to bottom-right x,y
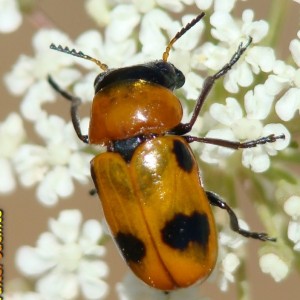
172,140 -> 194,172
115,232 -> 146,263
161,212 -> 210,251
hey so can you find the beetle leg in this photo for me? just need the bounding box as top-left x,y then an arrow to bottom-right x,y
171,37 -> 252,135
184,133 -> 285,149
47,75 -> 89,144
206,191 -> 276,242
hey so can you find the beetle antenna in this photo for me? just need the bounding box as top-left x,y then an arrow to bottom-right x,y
162,12 -> 205,62
50,43 -> 108,71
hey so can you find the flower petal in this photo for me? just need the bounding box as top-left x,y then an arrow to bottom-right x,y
209,97 -> 243,126
0,0 -> 22,33
262,123 -> 291,153
16,246 -> 55,276
284,196 -> 300,219
36,166 -> 74,206
49,210 -> 82,243
259,253 -> 289,282
36,269 -> 79,299
79,260 -> 109,299
245,84 -> 274,120
276,88 -> 300,121
0,158 -> 16,193
242,147 -> 270,173
289,38 -> 300,67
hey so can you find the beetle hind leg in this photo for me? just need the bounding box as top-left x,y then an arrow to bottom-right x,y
206,191 -> 276,242
48,75 -> 89,144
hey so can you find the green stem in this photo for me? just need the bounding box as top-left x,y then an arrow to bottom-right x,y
18,0 -> 36,13
295,252 -> 300,273
263,0 -> 290,48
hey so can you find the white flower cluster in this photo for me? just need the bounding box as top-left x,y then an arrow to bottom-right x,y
15,210 -> 108,300
0,112 -> 92,205
195,7 -> 293,172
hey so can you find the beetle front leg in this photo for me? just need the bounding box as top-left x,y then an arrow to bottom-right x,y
48,75 -> 89,144
171,37 -> 252,135
206,191 -> 276,242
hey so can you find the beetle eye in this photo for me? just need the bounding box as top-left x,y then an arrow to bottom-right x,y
174,68 -> 185,89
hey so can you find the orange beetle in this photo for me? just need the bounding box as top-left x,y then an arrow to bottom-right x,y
48,12 -> 283,290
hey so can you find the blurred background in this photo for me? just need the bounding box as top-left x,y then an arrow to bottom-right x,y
0,1 -> 299,299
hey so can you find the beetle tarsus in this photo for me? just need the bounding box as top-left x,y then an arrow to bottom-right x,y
206,191 -> 276,242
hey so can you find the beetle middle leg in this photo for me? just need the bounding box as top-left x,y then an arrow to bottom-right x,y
47,75 -> 89,144
206,191 -> 276,242
185,133 -> 285,149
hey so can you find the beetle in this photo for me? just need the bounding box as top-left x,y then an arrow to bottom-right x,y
48,12 -> 284,291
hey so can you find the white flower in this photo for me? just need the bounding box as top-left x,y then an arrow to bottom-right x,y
274,32 -> 300,121
211,9 -> 268,45
284,195 -> 300,251
212,218 -> 247,291
203,9 -> 271,93
4,29 -> 80,122
191,42 -> 229,72
196,0 -> 237,12
155,0 -> 194,13
276,87 -> 300,121
85,0 -> 195,25
242,123 -> 290,172
0,0 -> 22,33
246,46 -> 276,73
132,0 -> 156,13
0,113 -> 26,193
139,9 -> 177,59
106,5 -> 141,43
16,210 -> 109,300
195,0 -> 214,10
116,272 -> 207,300
141,9 -> 204,60
259,253 -> 289,282
74,22 -> 137,70
201,95 -> 290,172
218,253 -> 240,291
214,0 -> 237,12
13,115 -> 92,205
85,0 -> 111,27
